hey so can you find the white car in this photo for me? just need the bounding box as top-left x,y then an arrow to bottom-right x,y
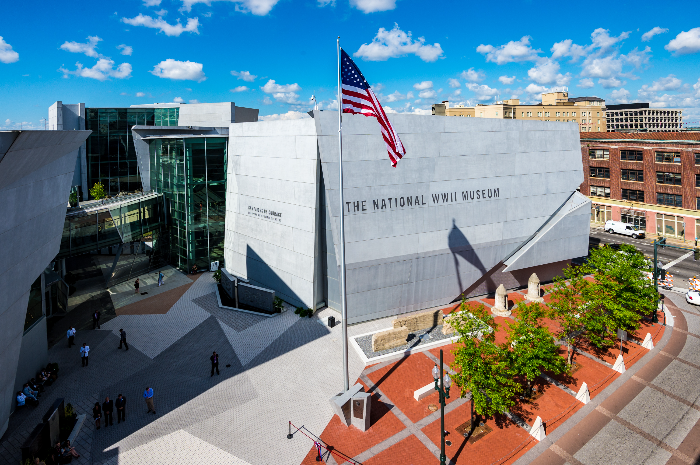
604,220 -> 645,239
686,290 -> 700,305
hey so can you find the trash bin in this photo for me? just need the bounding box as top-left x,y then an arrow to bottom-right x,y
328,316 -> 336,328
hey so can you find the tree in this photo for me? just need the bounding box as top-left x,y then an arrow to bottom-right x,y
89,182 -> 106,200
506,302 -> 566,395
449,301 -> 521,425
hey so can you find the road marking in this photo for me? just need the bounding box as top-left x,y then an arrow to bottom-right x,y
663,251 -> 694,270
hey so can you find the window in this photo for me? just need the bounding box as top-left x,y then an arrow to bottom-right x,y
572,111 -> 577,117
656,151 -> 681,163
521,112 -> 525,117
495,111 -> 498,116
556,112 -> 561,117
696,174 -> 700,188
657,193 -> 683,207
621,211 -> 646,230
591,204 -> 612,223
697,198 -> 700,211
589,149 -> 610,160
590,185 -> 610,197
621,189 -> 645,202
537,112 -> 542,117
657,172 -> 682,185
657,213 -> 685,238
621,150 -> 643,161
695,153 -> 700,165
590,167 -> 610,178
582,111 -> 587,116
597,112 -> 600,116
621,169 -> 643,182
545,112 -> 550,117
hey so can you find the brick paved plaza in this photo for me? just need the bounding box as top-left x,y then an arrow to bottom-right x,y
3,269 -> 700,465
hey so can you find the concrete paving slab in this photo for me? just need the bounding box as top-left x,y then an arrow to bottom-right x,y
573,420 -> 672,465
107,266 -> 193,310
652,360 -> 700,404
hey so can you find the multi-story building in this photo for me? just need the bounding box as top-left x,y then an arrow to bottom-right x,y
432,92 -> 607,132
605,103 -> 683,133
581,131 -> 700,240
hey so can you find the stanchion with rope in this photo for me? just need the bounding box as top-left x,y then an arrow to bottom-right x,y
286,421 -> 363,465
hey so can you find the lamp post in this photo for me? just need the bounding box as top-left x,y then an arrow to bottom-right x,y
432,350 -> 452,465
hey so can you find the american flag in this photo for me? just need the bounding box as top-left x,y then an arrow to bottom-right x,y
341,48 -> 406,167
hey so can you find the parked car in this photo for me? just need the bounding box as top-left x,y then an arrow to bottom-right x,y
686,290 -> 700,305
604,220 -> 645,239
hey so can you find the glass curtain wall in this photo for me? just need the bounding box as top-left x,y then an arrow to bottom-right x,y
85,107 -> 180,197
150,137 -> 227,272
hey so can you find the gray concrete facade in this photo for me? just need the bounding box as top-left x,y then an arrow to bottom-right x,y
0,130 -> 90,437
48,102 -> 87,199
225,112 -> 589,324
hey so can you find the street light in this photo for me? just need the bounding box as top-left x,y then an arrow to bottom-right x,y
432,350 -> 452,465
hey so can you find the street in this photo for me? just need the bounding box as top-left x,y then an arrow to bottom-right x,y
589,227 -> 700,290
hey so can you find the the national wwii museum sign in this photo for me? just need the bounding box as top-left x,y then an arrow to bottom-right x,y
343,188 -> 501,214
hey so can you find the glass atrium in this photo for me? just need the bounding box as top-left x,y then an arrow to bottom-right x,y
149,136 -> 227,273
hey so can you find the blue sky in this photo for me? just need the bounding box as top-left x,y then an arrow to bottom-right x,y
1,0 -> 700,128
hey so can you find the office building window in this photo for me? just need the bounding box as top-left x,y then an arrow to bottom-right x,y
590,167 -> 610,178
621,189 -> 645,202
657,213 -> 685,238
590,185 -> 610,198
545,112 -> 550,117
696,174 -> 700,188
621,211 -> 646,230
597,112 -> 600,116
697,198 -> 700,210
656,151 -> 681,163
621,169 -> 644,182
621,150 -> 643,161
657,193 -> 683,207
695,153 -> 700,165
495,112 -> 498,116
591,204 -> 612,223
657,172 -> 682,185
589,149 -> 610,160
556,112 -> 561,117
572,111 -> 577,116
521,112 -> 524,117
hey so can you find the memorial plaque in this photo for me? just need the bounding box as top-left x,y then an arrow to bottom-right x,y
353,399 -> 364,419
350,392 -> 371,431
220,269 -> 237,301
238,282 -> 275,312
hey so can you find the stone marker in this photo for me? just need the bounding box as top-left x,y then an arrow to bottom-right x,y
414,382 -> 435,401
575,382 -> 590,404
330,384 -> 364,426
642,333 -> 654,349
530,416 -> 546,441
372,326 -> 409,352
393,309 -> 443,332
492,284 -> 511,317
612,354 -> 626,373
525,273 -> 544,303
351,392 -> 371,432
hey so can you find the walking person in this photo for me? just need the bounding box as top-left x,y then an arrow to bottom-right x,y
134,278 -> 140,295
92,402 -> 102,430
115,394 -> 126,423
118,328 -> 129,350
158,271 -> 164,287
80,343 -> 90,367
102,396 -> 114,427
210,351 -> 220,377
93,310 -> 100,329
67,327 -> 76,348
143,387 -> 155,414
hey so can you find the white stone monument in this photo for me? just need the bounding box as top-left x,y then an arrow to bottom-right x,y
575,382 -> 590,404
351,392 -> 371,432
530,416 -> 546,441
492,284 -> 511,317
525,273 -> 544,303
612,354 -> 626,373
642,333 -> 654,349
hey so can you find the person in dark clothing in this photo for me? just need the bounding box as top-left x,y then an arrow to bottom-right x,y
134,278 -> 140,294
93,402 -> 102,430
93,310 -> 100,329
115,394 -> 126,423
102,397 -> 114,427
118,328 -> 129,350
210,351 -> 219,376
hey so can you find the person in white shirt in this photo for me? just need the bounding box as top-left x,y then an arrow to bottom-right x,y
80,343 -> 90,367
67,327 -> 76,348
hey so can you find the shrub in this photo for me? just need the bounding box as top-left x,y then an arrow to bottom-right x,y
213,270 -> 221,283
89,182 -> 106,200
273,297 -> 284,313
294,306 -> 313,318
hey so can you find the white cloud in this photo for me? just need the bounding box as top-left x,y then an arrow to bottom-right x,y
349,0 -> 395,13
665,28 -> 700,55
580,54 -> 622,78
173,97 -> 184,103
150,59 -> 206,82
609,88 -> 631,104
179,0 -> 282,16
317,0 -> 335,5
262,96 -> 273,105
143,0 -> 161,5
578,78 -> 594,88
590,28 -> 630,53
498,75 -> 516,85
231,86 -> 249,92
60,36 -> 102,58
60,58 -> 132,81
354,23 -> 444,62
448,78 -> 460,88
419,89 -> 436,99
695,79 -> 700,98
413,81 -> 433,90
189,99 -> 200,104
527,59 -> 570,85
261,79 -> 301,104
524,83 -> 548,95
0,37 -> 19,64
550,39 -> 587,62
598,77 -> 624,88
154,9 -> 168,16
476,36 -> 540,65
641,74 -> 682,92
466,83 -> 499,101
452,89 -> 461,96
136,92 -> 146,97
231,70 -> 256,81
117,44 -> 133,56
385,90 -> 413,102
122,14 -> 199,37
259,111 -> 311,121
461,68 -> 484,82
642,27 -> 668,42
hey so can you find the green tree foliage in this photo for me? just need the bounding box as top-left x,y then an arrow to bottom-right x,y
89,181 -> 106,200
449,301 -> 521,421
506,302 -> 566,394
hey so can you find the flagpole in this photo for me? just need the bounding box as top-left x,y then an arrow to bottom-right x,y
337,36 -> 350,393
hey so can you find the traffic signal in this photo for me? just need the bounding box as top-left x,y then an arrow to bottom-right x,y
695,248 -> 700,261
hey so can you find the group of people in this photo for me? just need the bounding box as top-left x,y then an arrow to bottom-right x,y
16,370 -> 53,408
92,395 -> 127,429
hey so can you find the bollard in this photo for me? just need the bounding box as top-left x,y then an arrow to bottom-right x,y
287,421 -> 293,439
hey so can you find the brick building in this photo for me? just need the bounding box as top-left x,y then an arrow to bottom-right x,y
581,132 -> 700,240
